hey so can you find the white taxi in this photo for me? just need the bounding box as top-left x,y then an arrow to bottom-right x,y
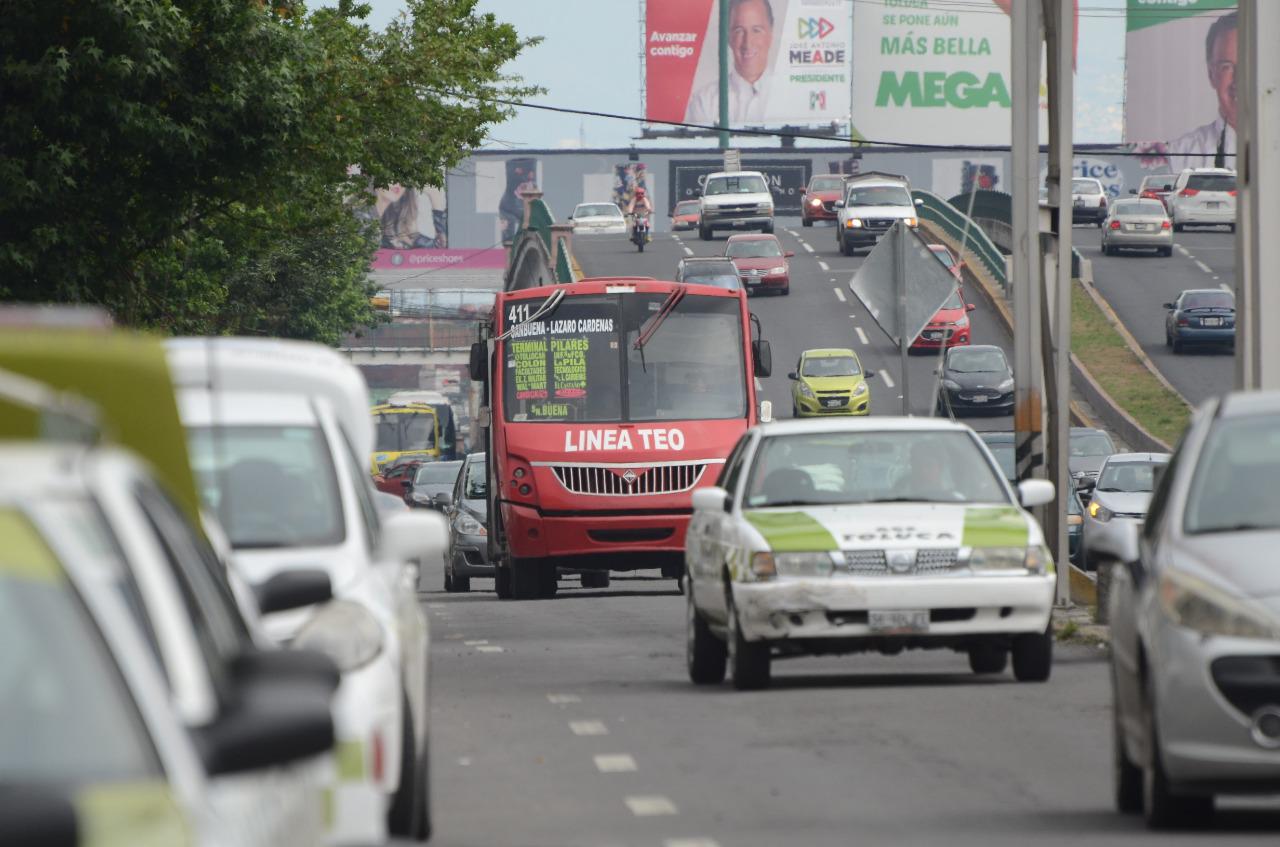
684,418 -> 1057,690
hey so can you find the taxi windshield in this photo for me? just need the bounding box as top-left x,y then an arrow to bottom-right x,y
802,356 -> 860,378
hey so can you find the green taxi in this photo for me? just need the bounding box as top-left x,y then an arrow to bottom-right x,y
788,348 -> 874,417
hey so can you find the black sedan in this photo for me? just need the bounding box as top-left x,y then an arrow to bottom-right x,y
406,460 -> 462,510
936,345 -> 1015,416
1164,288 -> 1235,353
441,452 -> 495,593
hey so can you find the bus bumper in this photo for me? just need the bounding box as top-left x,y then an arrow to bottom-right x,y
502,501 -> 690,567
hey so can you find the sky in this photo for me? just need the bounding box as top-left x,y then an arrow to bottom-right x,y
362,0 -> 1127,150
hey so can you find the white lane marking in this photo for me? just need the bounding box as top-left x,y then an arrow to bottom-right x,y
594,754 -> 638,773
569,720 -> 609,736
1220,283 -> 1232,292
427,603 -> 445,609
833,287 -> 846,302
665,840 -> 722,847
625,795 -> 678,817
785,229 -> 798,236
1176,244 -> 1192,257
547,693 -> 582,704
1194,259 -> 1213,274
683,246 -> 694,256
802,242 -> 815,253
464,640 -> 489,646
855,326 -> 869,345
881,371 -> 896,389
818,260 -> 830,271
476,645 -> 505,653
457,757 -> 472,766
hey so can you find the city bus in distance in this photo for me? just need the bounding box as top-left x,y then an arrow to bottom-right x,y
370,400 -> 440,473
471,277 -> 773,600
387,389 -> 460,460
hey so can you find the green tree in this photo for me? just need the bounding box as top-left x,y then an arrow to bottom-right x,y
0,0 -> 536,339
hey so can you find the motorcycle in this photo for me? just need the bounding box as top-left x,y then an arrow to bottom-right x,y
631,213 -> 650,253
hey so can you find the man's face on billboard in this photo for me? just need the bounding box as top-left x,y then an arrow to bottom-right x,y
730,0 -> 772,84
1208,25 -> 1237,129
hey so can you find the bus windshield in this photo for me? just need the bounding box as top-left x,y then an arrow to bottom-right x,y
374,409 -> 438,452
502,292 -> 747,423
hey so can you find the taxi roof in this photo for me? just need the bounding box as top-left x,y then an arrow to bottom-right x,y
801,348 -> 858,358
756,416 -> 976,438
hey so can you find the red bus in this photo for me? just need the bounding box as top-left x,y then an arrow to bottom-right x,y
470,277 -> 773,599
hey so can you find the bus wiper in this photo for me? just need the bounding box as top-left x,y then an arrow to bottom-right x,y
634,287 -> 686,351
494,288 -> 566,342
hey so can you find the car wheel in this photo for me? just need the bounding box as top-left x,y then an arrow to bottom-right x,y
968,642 -> 1008,675
801,217 -> 813,227
699,225 -> 712,241
840,235 -> 854,257
761,221 -> 774,235
1011,624 -> 1052,682
727,590 -> 770,690
453,571 -> 471,592
581,571 -> 610,589
1160,246 -> 1173,257
1164,328 -> 1173,348
1114,672 -> 1143,814
387,693 -> 431,841
1227,223 -> 1236,233
1172,337 -> 1184,354
781,285 -> 790,296
686,586 -> 727,685
1143,678 -> 1214,828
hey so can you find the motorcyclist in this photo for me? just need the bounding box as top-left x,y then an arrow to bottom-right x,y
626,187 -> 653,242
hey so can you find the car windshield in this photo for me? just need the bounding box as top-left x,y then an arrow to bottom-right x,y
930,248 -> 956,268
187,425 -> 346,549
575,204 -> 621,218
1186,174 -> 1235,192
947,349 -> 1007,373
415,462 -> 461,485
802,355 -> 860,378
939,289 -> 963,310
1072,179 -> 1102,194
704,175 -> 767,195
675,201 -> 699,215
846,186 -> 912,206
1114,201 -> 1164,216
374,409 -> 437,452
1070,431 -> 1115,458
744,430 -> 1009,507
1097,461 -> 1162,493
683,273 -> 742,290
726,239 -> 782,259
1180,292 -> 1233,310
464,457 -> 487,501
1185,414 -> 1280,534
0,510 -> 158,787
809,176 -> 843,192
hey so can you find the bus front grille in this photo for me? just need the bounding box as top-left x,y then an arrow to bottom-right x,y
550,462 -> 710,496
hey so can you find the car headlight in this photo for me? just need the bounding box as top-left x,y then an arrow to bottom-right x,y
1088,500 -> 1113,522
954,315 -> 969,329
797,382 -> 815,398
769,266 -> 787,275
293,600 -> 384,672
997,378 -> 1015,392
967,546 -> 1050,574
453,512 -> 486,536
809,197 -> 822,206
942,379 -> 961,390
904,217 -> 919,227
846,218 -> 864,228
852,381 -> 868,396
1159,569 -> 1280,640
750,551 -> 836,579
412,492 -> 431,504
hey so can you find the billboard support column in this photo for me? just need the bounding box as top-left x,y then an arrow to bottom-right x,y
1237,0 -> 1280,391
718,0 -> 730,149
896,221 -> 909,416
1010,1 -> 1046,494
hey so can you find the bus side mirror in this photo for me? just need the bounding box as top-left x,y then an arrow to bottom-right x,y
469,341 -> 487,382
752,339 -> 773,379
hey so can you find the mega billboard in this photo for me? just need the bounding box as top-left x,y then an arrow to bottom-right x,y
1123,1 -> 1237,173
849,0 -> 1061,147
645,0 -> 851,128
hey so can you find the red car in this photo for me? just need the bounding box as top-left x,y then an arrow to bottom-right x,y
671,199 -> 700,231
912,287 -> 976,349
928,243 -> 964,281
724,233 -> 792,296
800,175 -> 845,227
372,458 -> 421,498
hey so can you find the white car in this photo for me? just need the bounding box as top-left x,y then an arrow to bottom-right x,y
684,417 -> 1057,690
0,444 -> 337,846
698,170 -> 775,240
167,339 -> 445,845
569,202 -> 628,235
834,172 -> 920,256
1167,167 -> 1236,231
1079,452 -> 1170,570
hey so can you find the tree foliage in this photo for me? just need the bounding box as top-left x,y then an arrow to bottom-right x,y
0,0 -> 537,339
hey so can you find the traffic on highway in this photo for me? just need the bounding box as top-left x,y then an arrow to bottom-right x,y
3,2 -> 1278,846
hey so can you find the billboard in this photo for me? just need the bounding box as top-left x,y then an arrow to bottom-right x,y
645,0 -> 851,127
850,1 -> 1061,147
1123,1 -> 1237,173
668,158 -> 812,215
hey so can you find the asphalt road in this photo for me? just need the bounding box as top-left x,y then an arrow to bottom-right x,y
409,223 -> 1278,847
1079,223 -> 1235,407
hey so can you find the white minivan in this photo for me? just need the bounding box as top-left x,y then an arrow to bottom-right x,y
1167,167 -> 1236,231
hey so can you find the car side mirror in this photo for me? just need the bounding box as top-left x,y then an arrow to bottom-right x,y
966,303 -> 976,312
752,339 -> 773,379
787,371 -> 798,380
914,197 -> 925,206
784,251 -> 795,258
833,200 -> 845,209
1017,479 -> 1055,508
865,370 -> 876,379
401,478 -> 413,490
434,491 -> 454,508
469,341 -> 487,383
692,486 -> 732,513
380,509 -> 448,564
1162,302 -> 1175,310
253,569 -> 333,615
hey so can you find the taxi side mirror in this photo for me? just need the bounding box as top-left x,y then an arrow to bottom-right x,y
692,486 -> 732,513
787,371 -> 798,380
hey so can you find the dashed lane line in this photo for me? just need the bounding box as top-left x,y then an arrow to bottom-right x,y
475,645 -> 504,653
683,246 -> 694,256
593,754 -> 638,773
464,640 -> 489,646
818,260 -> 830,271
547,693 -> 582,704
625,796 -> 678,817
569,720 -> 609,736
833,287 -> 846,302
802,242 -> 815,253
1194,259 -> 1213,274
881,371 -> 896,389
855,326 -> 869,345
665,840 -> 722,847
1176,244 -> 1192,257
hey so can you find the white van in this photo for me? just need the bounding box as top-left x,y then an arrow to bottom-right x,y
1167,167 -> 1236,231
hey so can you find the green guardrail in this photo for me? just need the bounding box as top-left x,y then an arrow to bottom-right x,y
943,189 -> 1083,280
528,199 -> 555,253
554,242 -> 573,283
912,190 -> 1009,291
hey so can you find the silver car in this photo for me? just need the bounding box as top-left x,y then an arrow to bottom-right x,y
1108,391 -> 1280,828
1100,199 -> 1173,257
1079,452 -> 1170,570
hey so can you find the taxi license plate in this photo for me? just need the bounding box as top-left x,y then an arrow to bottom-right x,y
869,610 -> 929,634
823,398 -> 842,408
970,395 -> 988,403
1203,317 -> 1223,326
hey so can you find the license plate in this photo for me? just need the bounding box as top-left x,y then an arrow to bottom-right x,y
744,278 -> 760,285
1202,317 -> 1223,326
925,331 -> 941,340
1073,198 -> 1085,207
971,395 -> 988,403
869,610 -> 929,634
823,398 -> 842,408
1133,223 -> 1148,231
1207,201 -> 1221,209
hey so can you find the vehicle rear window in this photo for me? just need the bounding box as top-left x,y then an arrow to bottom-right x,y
1180,292 -> 1234,310
1186,174 -> 1235,192
575,204 -> 621,218
1141,176 -> 1175,192
1072,179 -> 1102,194
675,201 -> 700,214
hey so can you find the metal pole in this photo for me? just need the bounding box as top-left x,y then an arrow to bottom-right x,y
1236,0 -> 1280,390
897,222 -> 909,416
1011,1 -> 1045,489
718,0 -> 730,149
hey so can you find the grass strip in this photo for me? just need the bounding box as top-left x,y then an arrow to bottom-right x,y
1071,280 -> 1190,446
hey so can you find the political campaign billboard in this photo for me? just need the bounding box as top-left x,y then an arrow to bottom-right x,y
645,0 -> 851,128
1123,1 -> 1237,173
849,0 -> 1062,147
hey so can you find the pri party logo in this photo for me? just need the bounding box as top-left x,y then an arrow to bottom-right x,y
797,17 -> 835,40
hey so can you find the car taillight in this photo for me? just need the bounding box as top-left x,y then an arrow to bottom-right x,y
1180,188 -> 1199,197
1161,220 -> 1171,229
1229,189 -> 1238,197
1178,318 -> 1190,326
1109,220 -> 1121,230
1140,190 -> 1155,199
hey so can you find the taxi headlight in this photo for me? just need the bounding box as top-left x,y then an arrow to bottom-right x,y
968,546 -> 1049,574
1159,569 -> 1280,640
852,381 -> 868,397
797,382 -> 815,398
774,552 -> 836,577
1088,500 -> 1113,523
453,512 -> 487,536
846,218 -> 864,228
750,551 -> 777,579
294,600 -> 384,672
